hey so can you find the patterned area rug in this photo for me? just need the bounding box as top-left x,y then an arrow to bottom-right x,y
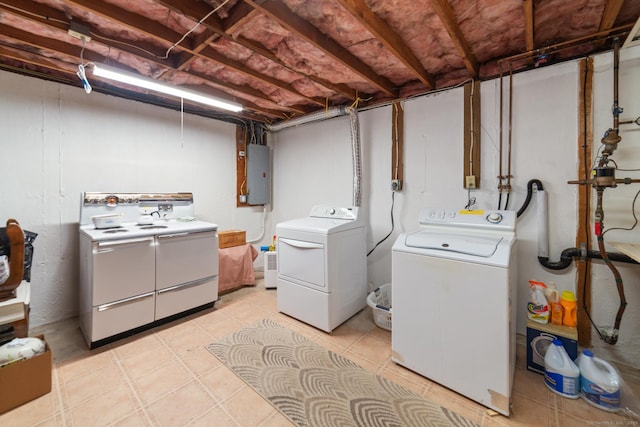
207,319 -> 478,427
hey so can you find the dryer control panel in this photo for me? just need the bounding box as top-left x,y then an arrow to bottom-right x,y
309,205 -> 359,220
418,208 -> 516,232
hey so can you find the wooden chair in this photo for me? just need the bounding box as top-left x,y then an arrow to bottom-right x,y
0,219 -> 25,302
0,219 -> 29,336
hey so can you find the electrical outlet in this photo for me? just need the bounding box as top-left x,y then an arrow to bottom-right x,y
465,175 -> 476,189
391,179 -> 402,191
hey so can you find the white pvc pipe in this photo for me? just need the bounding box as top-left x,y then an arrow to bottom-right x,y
537,190 -> 549,258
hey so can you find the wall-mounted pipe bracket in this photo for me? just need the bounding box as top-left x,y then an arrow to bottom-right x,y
579,242 -> 588,261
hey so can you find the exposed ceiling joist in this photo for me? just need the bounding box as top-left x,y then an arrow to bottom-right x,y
0,0 -> 314,117
244,0 -> 398,97
156,0 -> 356,100
336,0 -> 435,89
430,0 -> 479,78
524,0 -> 535,52
0,0 -> 636,124
600,0 -> 625,30
64,0 -> 325,108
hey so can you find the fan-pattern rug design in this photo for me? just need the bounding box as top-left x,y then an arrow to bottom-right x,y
207,319 -> 478,427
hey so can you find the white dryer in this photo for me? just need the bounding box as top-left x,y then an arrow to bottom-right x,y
276,205 -> 367,332
392,208 -> 518,416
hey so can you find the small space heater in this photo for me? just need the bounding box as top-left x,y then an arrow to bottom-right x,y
264,251 -> 277,289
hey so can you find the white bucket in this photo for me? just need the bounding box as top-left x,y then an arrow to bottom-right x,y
544,339 -> 580,398
578,349 -> 621,412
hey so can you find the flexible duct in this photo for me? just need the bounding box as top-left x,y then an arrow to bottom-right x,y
266,106 -> 347,131
349,108 -> 362,207
266,105 -> 361,207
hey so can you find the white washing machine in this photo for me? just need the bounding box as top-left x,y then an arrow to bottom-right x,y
276,205 -> 367,332
391,208 -> 518,416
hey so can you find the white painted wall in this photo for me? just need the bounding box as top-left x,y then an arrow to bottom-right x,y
0,71 -> 266,327
1,45 -> 639,369
268,46 -> 640,369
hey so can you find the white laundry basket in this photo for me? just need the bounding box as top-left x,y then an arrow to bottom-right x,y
367,283 -> 392,331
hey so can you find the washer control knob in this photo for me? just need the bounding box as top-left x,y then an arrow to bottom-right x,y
487,212 -> 503,223
329,208 -> 336,215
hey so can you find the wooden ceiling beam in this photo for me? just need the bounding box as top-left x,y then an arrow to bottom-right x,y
592,0 -> 624,49
0,15 -> 299,120
63,0 -> 184,49
599,0 -> 624,31
0,0 -> 170,67
524,0 -> 534,52
0,45 -> 74,75
188,45 -> 327,107
430,0 -> 479,78
225,1 -> 258,34
156,0 -> 357,100
63,0 -> 325,108
244,0 -> 397,97
0,42 -> 281,122
336,0 -> 435,89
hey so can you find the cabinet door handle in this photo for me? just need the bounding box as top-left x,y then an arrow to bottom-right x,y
280,238 -> 324,249
96,237 -> 154,251
157,232 -> 190,239
97,292 -> 155,312
157,275 -> 217,295
157,231 -> 215,240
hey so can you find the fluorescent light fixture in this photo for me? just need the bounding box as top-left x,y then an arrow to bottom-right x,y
92,63 -> 242,113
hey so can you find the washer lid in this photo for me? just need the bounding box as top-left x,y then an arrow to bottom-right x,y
405,231 -> 502,258
276,217 -> 363,234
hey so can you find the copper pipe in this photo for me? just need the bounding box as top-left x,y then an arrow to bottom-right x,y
568,178 -> 640,185
600,39 -> 622,157
593,188 -> 626,345
498,24 -> 633,67
620,117 -> 640,125
613,38 -> 620,133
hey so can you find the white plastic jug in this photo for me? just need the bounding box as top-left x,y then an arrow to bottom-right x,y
528,280 -> 550,324
578,349 -> 621,412
544,281 -> 559,303
544,339 -> 580,398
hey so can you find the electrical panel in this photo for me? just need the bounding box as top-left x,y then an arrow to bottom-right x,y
247,144 -> 271,205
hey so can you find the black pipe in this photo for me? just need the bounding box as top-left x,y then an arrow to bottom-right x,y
516,179 -> 544,217
538,248 -> 638,270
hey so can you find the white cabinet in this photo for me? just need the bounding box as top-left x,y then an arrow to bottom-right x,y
155,231 -> 218,320
79,230 -> 218,348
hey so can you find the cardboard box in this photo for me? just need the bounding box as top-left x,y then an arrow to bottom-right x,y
218,230 -> 246,249
0,334 -> 52,414
526,320 -> 578,374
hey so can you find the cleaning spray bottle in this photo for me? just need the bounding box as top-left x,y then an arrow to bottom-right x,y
528,280 -> 550,324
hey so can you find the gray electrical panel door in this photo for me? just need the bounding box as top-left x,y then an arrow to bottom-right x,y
247,144 -> 271,205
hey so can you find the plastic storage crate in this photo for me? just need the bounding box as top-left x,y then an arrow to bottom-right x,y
367,284 -> 392,331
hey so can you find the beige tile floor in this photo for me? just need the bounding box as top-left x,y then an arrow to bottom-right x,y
2,280 -> 639,427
